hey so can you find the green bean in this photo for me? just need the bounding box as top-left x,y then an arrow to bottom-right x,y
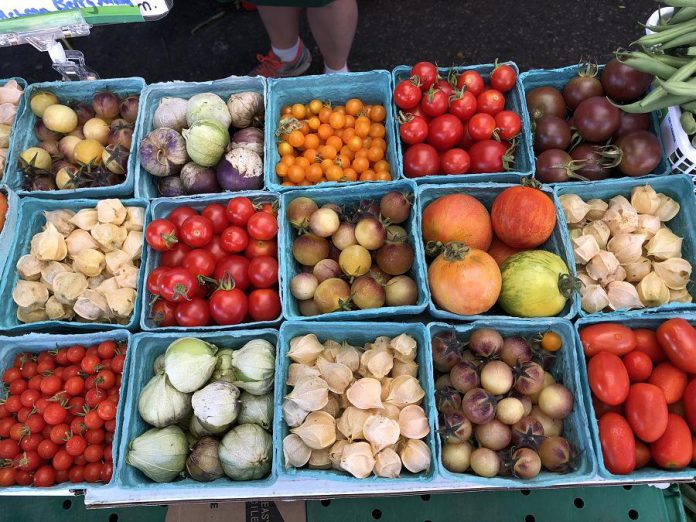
680,111 -> 696,133
649,53 -> 692,67
669,5 -> 696,24
615,51 -> 677,79
635,18 -> 696,46
687,47 -> 696,56
656,77 -> 696,96
665,56 -> 696,80
681,100 -> 696,111
660,0 -> 696,6
659,31 -> 696,50
641,93 -> 696,112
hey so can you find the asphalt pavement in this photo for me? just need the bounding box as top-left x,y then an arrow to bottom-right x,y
0,0 -> 659,83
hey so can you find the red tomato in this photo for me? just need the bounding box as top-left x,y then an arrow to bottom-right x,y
598,412 -> 636,475
52,449 -> 73,471
467,113 -> 497,141
214,256 -> 250,291
649,362 -> 687,404
411,61 -> 438,90
8,379 -> 26,395
468,140 -> 510,173
98,341 -> 116,360
248,289 -> 281,322
399,114 -> 429,145
37,439 -> 58,460
33,465 -> 56,488
209,285 -> 248,326
83,411 -> 104,431
247,212 -> 278,240
160,243 -> 191,267
436,78 -> 455,98
622,351 -> 653,383
683,380 -> 696,432
151,300 -> 177,327
97,400 -> 117,421
657,318 -> 696,373
205,235 -> 227,262
495,110 -> 522,140
49,424 -> 70,444
83,462 -> 102,483
179,215 -> 214,248
167,206 -> 197,229
201,203 -> 229,234
145,219 -> 178,251
68,466 -> 84,484
651,413 -> 693,470
477,89 -> 506,115
457,70 -> 484,96
65,435 -> 87,457
245,239 -> 277,259
588,351 -> 630,406
159,267 -> 200,302
20,361 -> 37,379
248,256 -> 279,289
0,439 -> 20,459
66,345 -> 85,364
226,197 -> 255,226
409,105 -> 431,124
625,383 -> 668,443
403,143 -> 439,178
634,328 -> 666,363
85,388 -> 106,408
394,77 -> 422,110
2,367 -> 21,384
182,249 -> 216,278
174,297 -> 210,327
221,226 -> 250,253
420,87 -> 449,118
427,114 -> 464,151
580,323 -> 637,358
490,63 -> 517,92
490,184 -> 556,249
101,462 -> 113,483
43,403 -> 67,426
15,470 -> 33,486
440,148 -> 470,174
449,90 -> 478,122
39,375 -> 62,396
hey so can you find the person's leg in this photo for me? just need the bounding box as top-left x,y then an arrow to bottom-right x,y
307,0 -> 358,72
251,6 -> 312,77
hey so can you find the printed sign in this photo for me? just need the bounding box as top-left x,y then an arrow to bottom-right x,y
0,0 -> 170,20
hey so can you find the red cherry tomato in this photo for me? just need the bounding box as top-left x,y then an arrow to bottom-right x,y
146,266 -> 170,296
209,279 -> 248,325
247,256 -> 278,289
420,86 -> 449,118
394,77 -> 422,110
403,143 -> 439,178
449,90 -> 478,122
624,383 -> 668,443
440,148 -> 470,175
622,351 -> 653,383
468,140 -> 511,173
436,78 -> 455,98
179,215 -> 214,248
457,70 -> 485,96
201,203 -> 229,234
598,412 -> 636,475
247,212 -> 278,240
495,110 -> 522,140
182,249 -> 217,278
221,226 -> 250,253
248,289 -> 281,322
145,219 -> 178,251
159,267 -> 200,302
205,235 -> 227,262
399,114 -> 429,145
151,300 -> 177,327
477,89 -> 506,115
588,351 -> 630,406
411,61 -> 438,90
214,256 -> 250,291
226,197 -> 255,226
160,243 -> 191,268
427,114 -> 464,151
467,113 -> 497,141
174,297 -> 210,327
167,206 -> 197,229
245,239 -> 277,259
490,63 -> 517,92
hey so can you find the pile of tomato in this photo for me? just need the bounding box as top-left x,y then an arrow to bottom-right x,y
144,197 -> 281,327
393,61 -> 522,177
0,341 -> 125,487
580,319 -> 696,474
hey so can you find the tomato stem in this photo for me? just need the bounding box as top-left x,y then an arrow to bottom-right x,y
558,273 -> 581,299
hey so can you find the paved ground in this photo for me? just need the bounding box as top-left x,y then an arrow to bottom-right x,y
0,0 -> 659,83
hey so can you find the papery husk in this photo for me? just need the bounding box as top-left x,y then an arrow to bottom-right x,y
114,264 -> 139,289
96,277 -> 119,295
646,228 -> 683,260
614,265 -> 627,282
385,375 -> 425,408
636,271 -> 671,308
45,295 -> 72,320
44,209 -> 75,237
323,339 -> 342,352
340,442 -> 376,478
122,231 -> 143,261
369,336 -> 392,352
636,214 -> 660,239
104,249 -> 132,275
586,199 -> 609,221
69,209 -> 98,231
603,204 -> 639,236
607,233 -> 646,264
624,257 -> 652,283
335,342 -> 361,372
390,334 -> 417,362
40,261 -> 71,290
572,235 -> 600,265
65,229 -> 100,258
321,396 -> 341,418
17,306 -> 48,323
337,406 -> 371,441
288,334 -> 324,365
105,287 -> 137,318
52,271 -> 88,305
91,223 -> 127,252
74,289 -> 111,321
316,357 -> 353,394
606,281 -> 644,311
286,376 -> 329,412
669,287 -> 693,303
586,251 -> 621,285
282,398 -> 309,428
72,248 -> 106,277
31,223 -> 67,261
290,411 -> 336,450
609,195 -> 633,210
568,228 -> 583,241
309,447 -> 332,469
399,438 -> 431,474
653,258 -> 692,290
12,280 -> 49,309
346,378 -> 384,409
124,206 -> 145,231
16,255 -> 45,281
582,220 -> 611,250
363,414 -> 401,453
559,194 -> 590,224
287,363 -> 321,386
581,284 -> 610,314
577,272 -> 597,289
391,359 -> 419,378
398,404 -> 430,439
630,185 -> 660,214
655,194 -> 680,222
96,198 -> 127,225
374,447 -> 402,478
329,440 -> 350,470
360,349 -> 393,380
283,434 -> 311,468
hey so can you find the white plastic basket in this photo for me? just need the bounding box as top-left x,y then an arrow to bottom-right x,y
647,8 -> 696,181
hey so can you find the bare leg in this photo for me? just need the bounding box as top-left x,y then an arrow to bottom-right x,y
307,0 -> 358,70
256,6 -> 302,49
